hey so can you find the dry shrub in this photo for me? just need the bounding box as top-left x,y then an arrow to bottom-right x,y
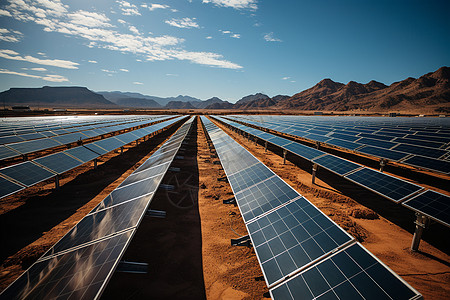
350,208 -> 379,220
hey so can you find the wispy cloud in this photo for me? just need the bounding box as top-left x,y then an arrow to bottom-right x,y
230,33 -> 240,39
133,81 -> 143,85
220,30 -> 241,39
147,4 -> 170,11
203,0 -> 257,10
0,49 -> 79,69
166,73 -> 178,76
120,68 -> 129,72
0,28 -> 23,42
129,25 -> 140,35
0,68 -> 68,82
282,77 -> 290,80
88,60 -> 97,63
206,36 -> 213,39
117,0 -> 140,16
101,69 -> 117,73
264,32 -> 282,42
31,67 -> 47,71
2,0 -> 242,69
165,18 -> 199,29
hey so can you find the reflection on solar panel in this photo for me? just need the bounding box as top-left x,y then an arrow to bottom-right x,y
312,154 -> 362,176
270,243 -> 421,300
228,163 -> 275,194
8,138 -> 62,155
345,168 -> 423,203
34,152 -> 83,174
248,197 -> 352,286
0,161 -> 55,187
0,229 -> 133,300
282,142 -> 325,160
403,190 -> 450,227
92,137 -> 125,152
0,176 -> 25,199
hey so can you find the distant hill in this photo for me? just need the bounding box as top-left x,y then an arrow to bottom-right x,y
98,91 -> 201,107
191,97 -> 231,109
114,98 -> 161,108
165,101 -> 196,109
0,86 -> 116,108
273,66 -> 450,113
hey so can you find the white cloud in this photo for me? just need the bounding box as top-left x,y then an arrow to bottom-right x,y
230,33 -> 240,38
101,69 -> 117,73
2,0 -> 242,69
282,77 -> 290,80
290,80 -> 296,83
120,68 -> 129,72
116,1 -> 140,16
220,30 -> 241,39
206,36 -> 212,39
203,0 -> 257,10
0,28 -> 23,42
133,81 -> 143,84
264,32 -> 282,42
221,30 -> 231,34
0,49 -> 79,69
37,52 -> 46,56
0,68 -> 68,82
166,73 -> 178,76
0,9 -> 12,17
31,67 -> 47,71
88,60 -> 97,63
68,10 -> 112,28
129,25 -> 140,35
165,18 -> 199,29
148,4 -> 170,11
117,19 -> 126,24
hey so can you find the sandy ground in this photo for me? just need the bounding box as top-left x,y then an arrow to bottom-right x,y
0,116 -> 449,299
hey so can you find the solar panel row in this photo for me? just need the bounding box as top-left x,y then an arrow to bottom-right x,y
201,116 -> 421,299
0,117 -> 195,300
0,116 -> 174,160
217,117 -> 425,204
0,117 -> 184,199
227,115 -> 450,174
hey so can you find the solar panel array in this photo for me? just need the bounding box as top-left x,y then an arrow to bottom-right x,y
201,116 -> 421,299
0,115 -> 173,161
0,117 -> 195,300
0,117 -> 184,199
216,117 -> 425,204
226,115 -> 450,175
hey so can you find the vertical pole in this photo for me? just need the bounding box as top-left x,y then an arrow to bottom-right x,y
94,158 -> 98,169
312,163 -> 318,184
411,213 -> 427,251
55,175 -> 60,189
283,149 -> 287,165
120,146 -> 124,154
316,141 -> 320,150
379,159 -> 386,172
265,141 -> 268,152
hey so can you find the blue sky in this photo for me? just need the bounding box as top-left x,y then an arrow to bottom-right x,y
0,0 -> 449,103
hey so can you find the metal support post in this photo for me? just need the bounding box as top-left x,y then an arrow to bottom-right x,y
312,163 -> 318,184
94,158 -> 98,169
283,149 -> 287,165
55,175 -> 60,189
411,213 -> 428,251
264,141 -> 268,152
120,146 -> 124,154
316,141 -> 320,150
379,159 -> 386,172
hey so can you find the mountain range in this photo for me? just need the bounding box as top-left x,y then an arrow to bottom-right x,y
0,67 -> 448,113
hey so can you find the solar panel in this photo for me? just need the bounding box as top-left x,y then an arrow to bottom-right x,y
345,168 -> 423,203
329,132 -> 360,142
0,135 -> 24,145
403,190 -> 450,227
0,229 -> 133,300
43,195 -> 150,258
7,138 -> 62,155
283,142 -> 325,160
106,175 -> 163,207
228,162 -> 275,194
91,137 -> 125,153
312,154 -> 362,176
115,131 -> 140,144
357,145 -> 409,161
0,145 -> 21,160
0,161 -> 55,187
304,133 -> 331,143
402,155 -> 450,174
270,243 -> 421,300
393,137 -> 445,149
83,143 -> 109,155
50,132 -> 87,145
235,176 -> 301,223
392,143 -> 448,159
355,137 -> 398,149
267,136 -> 294,147
65,146 -> 100,162
326,138 -> 362,151
34,152 -> 84,174
0,176 -> 25,199
118,162 -> 170,188
247,197 -> 353,287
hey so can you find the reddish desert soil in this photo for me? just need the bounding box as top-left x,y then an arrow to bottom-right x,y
0,116 -> 449,299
